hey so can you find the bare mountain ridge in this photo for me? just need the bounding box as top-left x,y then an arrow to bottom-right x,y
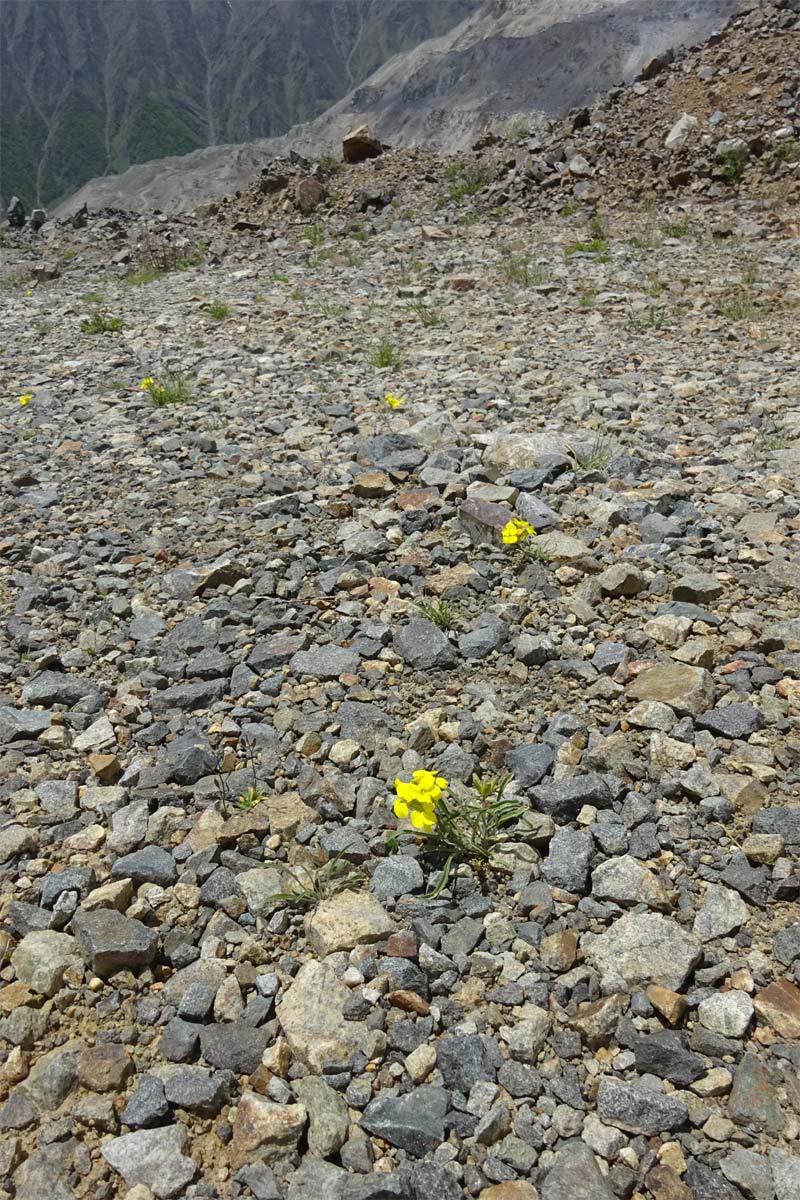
56,0 -> 742,216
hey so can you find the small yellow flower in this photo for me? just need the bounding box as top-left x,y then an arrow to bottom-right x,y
140,377 -> 155,390
502,518 -> 535,545
385,393 -> 405,409
17,394 -> 33,406
393,771 -> 447,833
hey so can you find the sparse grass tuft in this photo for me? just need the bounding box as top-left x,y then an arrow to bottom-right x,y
146,373 -> 194,407
444,158 -> 494,202
205,301 -> 230,321
566,237 -> 609,258
406,299 -> 442,327
662,220 -> 691,238
269,848 -> 365,908
718,292 -> 762,322
500,252 -> 548,288
571,432 -> 611,471
368,337 -> 403,370
303,222 -> 326,247
81,310 -> 123,334
416,598 -> 456,630
718,146 -> 748,183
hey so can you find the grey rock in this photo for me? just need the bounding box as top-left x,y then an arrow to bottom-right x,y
71,908 -> 158,975
111,845 -> 177,887
394,619 -> 457,670
101,1125 -> 197,1198
290,644 -> 360,679
585,911 -> 701,992
698,990 -> 754,1038
506,742 -> 555,788
693,883 -> 749,941
369,855 -> 424,899
11,929 -> 81,996
542,827 -> 593,893
771,1149 -> 800,1200
591,854 -> 669,910
199,1021 -> 267,1074
360,1085 -> 448,1157
720,1149 -> 774,1200
294,1075 -> 349,1156
596,1077 -> 687,1134
729,1052 -> 784,1135
531,774 -> 612,820
541,1139 -> 615,1200
597,563 -> 647,596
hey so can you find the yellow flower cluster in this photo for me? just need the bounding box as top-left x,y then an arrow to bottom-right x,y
502,517 -> 535,545
394,769 -> 448,833
17,394 -> 33,406
385,393 -> 405,409
140,377 -> 155,391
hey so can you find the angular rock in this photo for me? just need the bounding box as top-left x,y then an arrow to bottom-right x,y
584,912 -> 701,992
101,1125 -> 196,1198
394,619 -> 457,670
277,961 -> 385,1072
11,930 -> 81,997
360,1085 -> 447,1157
305,889 -> 395,955
627,663 -> 714,716
71,908 -> 158,975
596,1078 -> 688,1135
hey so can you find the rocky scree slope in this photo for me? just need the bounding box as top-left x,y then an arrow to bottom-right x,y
0,0 -> 474,211
52,0 -> 747,217
1,45 -> 800,1200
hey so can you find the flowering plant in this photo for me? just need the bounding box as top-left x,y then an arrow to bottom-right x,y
385,393 -> 405,410
393,770 -> 531,897
502,517 -> 535,545
17,394 -> 33,406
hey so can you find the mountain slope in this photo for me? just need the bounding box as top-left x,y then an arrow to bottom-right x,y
0,0 -> 475,210
53,0 -> 743,216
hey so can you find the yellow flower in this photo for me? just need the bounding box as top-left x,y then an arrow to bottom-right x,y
140,377 -> 155,390
17,394 -> 33,406
502,517 -> 535,545
393,771 -> 448,833
385,393 -> 405,409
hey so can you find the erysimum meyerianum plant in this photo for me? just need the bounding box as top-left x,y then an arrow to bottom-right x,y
393,769 -> 533,897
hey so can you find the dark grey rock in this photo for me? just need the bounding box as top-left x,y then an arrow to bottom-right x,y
199,1021 -> 267,1074
531,774 -> 612,820
0,706 -> 52,742
71,908 -> 158,975
506,742 -> 555,788
697,704 -> 763,740
360,1085 -> 448,1157
394,620 -> 457,670
685,1161 -> 747,1200
632,1031 -> 706,1085
162,1066 -> 230,1115
542,827 -> 593,893
437,1035 -> 497,1095
596,1078 -> 687,1134
121,1075 -> 170,1128
164,730 -> 217,783
111,846 -> 177,888
21,670 -> 95,706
